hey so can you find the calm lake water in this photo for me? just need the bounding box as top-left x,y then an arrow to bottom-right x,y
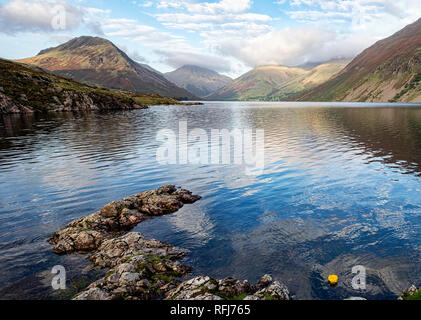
1,101 -> 421,300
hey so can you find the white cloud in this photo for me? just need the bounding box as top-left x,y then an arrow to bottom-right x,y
103,17 -> 187,50
185,0 -> 252,14
0,0 -> 83,33
210,27 -> 340,67
156,0 -> 252,14
154,12 -> 271,24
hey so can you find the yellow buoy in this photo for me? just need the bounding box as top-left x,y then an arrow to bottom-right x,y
328,275 -> 339,286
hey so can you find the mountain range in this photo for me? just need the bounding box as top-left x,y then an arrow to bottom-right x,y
164,65 -> 232,98
298,18 -> 421,103
17,36 -> 197,100
10,18 -> 421,103
208,61 -> 349,101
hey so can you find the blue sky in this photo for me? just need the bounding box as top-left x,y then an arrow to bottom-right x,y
0,0 -> 420,78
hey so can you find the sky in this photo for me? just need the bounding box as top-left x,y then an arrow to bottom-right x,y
0,0 -> 420,78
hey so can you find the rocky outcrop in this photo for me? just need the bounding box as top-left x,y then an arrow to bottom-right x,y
0,92 -> 34,114
48,185 -> 201,254
0,58 -> 148,114
74,232 -> 192,300
73,231 -> 291,301
49,185 -> 292,301
72,232 -> 291,301
166,274 -> 291,301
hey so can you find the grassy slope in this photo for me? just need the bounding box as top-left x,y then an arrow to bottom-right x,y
0,59 -> 191,113
297,19 -> 421,103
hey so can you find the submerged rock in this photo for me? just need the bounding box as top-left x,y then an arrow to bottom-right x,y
48,185 -> 201,254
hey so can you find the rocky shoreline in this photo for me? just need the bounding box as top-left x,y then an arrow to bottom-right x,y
49,185 -> 291,301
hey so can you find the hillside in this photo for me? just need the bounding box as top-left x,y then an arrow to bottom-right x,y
164,65 -> 232,98
17,36 -> 197,100
0,59 -> 197,114
298,18 -> 421,103
208,61 -> 348,101
0,59 -> 147,114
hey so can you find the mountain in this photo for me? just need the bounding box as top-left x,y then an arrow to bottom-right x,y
207,61 -> 348,101
0,59 -> 147,114
164,65 -> 232,98
17,36 -> 197,100
298,18 -> 421,103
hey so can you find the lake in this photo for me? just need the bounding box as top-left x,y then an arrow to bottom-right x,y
1,101 -> 421,300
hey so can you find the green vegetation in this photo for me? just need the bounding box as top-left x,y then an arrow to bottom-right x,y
51,276 -> 94,300
263,293 -> 277,300
0,58 -> 139,112
403,289 -> 421,301
232,293 -> 248,300
390,74 -> 421,102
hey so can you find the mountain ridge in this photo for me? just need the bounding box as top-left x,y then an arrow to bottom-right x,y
297,18 -> 421,103
208,61 -> 349,101
17,36 -> 198,100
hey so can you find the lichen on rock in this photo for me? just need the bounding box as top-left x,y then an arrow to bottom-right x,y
73,233 -> 192,300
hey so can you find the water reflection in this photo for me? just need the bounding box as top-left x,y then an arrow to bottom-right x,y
1,102 -> 421,300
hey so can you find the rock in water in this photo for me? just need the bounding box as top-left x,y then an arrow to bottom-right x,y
49,186 -> 292,300
48,185 -> 201,254
74,232 -> 192,300
166,275 -> 291,301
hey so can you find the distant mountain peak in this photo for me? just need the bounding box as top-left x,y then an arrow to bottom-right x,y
165,65 -> 232,98
38,36 -> 114,56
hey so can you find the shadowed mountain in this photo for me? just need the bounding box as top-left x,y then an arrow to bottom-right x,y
207,61 -> 348,101
17,36 -> 197,100
298,18 -> 421,103
164,65 -> 232,98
